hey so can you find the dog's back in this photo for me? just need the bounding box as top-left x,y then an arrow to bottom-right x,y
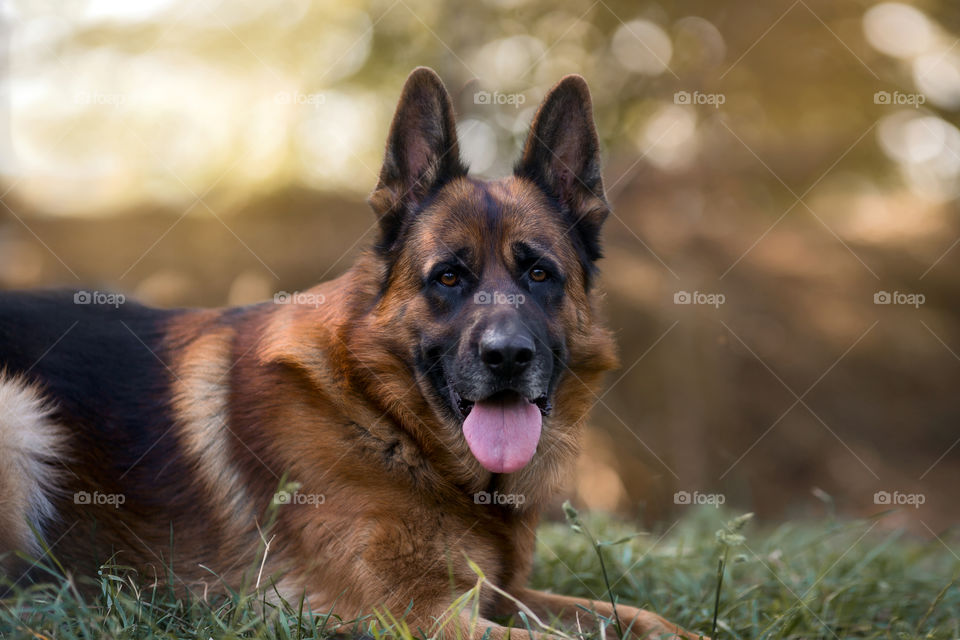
0,291 -> 241,580
0,290 -> 176,417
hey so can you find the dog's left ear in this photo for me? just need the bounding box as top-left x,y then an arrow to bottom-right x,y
515,76 -> 609,261
369,67 -> 467,252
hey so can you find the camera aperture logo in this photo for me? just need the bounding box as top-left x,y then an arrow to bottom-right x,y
874,290 -> 924,308
273,489 -> 326,508
674,290 -> 725,308
674,490 -> 725,507
474,490 -> 525,506
274,291 -> 326,308
474,90 -> 526,108
74,290 -> 126,308
874,490 -> 924,509
74,490 -> 125,509
474,290 -> 525,308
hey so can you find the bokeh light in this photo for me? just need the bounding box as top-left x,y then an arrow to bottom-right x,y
2,0 -> 960,527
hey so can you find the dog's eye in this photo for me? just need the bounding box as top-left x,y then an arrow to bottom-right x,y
529,267 -> 548,282
438,271 -> 460,287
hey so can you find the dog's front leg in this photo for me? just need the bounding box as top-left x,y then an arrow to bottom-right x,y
359,594 -> 562,640
496,588 -> 707,640
442,611 -> 564,640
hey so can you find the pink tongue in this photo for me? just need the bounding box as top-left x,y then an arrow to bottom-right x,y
462,395 -> 542,473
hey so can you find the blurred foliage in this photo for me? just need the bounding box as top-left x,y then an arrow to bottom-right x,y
2,0 -> 960,529
4,0 -> 960,213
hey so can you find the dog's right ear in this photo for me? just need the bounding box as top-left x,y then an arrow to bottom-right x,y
369,67 -> 467,252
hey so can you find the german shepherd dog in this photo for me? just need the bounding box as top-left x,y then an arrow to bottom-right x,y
0,68 -> 701,639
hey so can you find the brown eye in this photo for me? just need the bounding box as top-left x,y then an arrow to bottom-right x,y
529,267 -> 548,282
439,271 -> 459,287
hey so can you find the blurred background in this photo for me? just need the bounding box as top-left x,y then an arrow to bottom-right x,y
1,0 -> 958,531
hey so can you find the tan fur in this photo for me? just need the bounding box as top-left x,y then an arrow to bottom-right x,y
0,374 -> 66,564
172,327 -> 255,536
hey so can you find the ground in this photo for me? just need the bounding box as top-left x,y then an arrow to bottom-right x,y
1,508 -> 956,639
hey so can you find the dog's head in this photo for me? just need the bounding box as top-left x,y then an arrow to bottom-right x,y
363,68 -> 616,477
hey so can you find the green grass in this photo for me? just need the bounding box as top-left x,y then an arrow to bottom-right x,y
1,508 -> 957,639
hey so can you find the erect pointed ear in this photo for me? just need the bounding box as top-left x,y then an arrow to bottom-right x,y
515,75 -> 609,262
368,67 -> 468,252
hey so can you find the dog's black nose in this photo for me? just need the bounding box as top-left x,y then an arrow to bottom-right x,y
480,326 -> 535,377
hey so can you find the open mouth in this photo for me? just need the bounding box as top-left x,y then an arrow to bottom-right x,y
451,389 -> 551,474
453,389 -> 552,419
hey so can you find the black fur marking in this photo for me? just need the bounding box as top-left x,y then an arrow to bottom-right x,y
0,289 -> 226,571
0,290 -> 179,477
